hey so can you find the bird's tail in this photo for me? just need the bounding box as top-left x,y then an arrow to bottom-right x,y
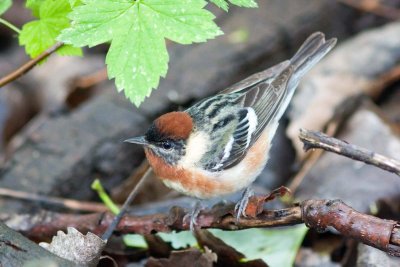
288,32 -> 337,90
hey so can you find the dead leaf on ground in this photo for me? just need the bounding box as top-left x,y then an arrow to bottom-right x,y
39,227 -> 106,267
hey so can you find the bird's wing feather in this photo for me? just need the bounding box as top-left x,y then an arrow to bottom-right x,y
209,107 -> 258,171
201,32 -> 336,171
219,60 -> 290,94
212,68 -> 292,171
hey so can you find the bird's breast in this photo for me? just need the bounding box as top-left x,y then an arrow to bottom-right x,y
145,129 -> 272,199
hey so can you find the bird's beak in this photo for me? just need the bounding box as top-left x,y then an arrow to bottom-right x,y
124,136 -> 148,146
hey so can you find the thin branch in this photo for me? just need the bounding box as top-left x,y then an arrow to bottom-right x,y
299,128 -> 400,176
71,68 -> 108,89
290,95 -> 365,192
0,42 -> 64,88
101,165 -> 152,240
0,187 -> 109,213
2,199 -> 400,256
367,64 -> 400,98
289,122 -> 338,192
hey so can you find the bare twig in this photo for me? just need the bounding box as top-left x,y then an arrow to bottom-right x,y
0,42 -> 64,88
290,96 -> 365,193
288,149 -> 324,193
366,64 -> 400,98
111,160 -> 151,203
0,187 -> 109,213
101,165 -> 152,240
71,68 -> 108,89
299,128 -> 400,176
2,199 -> 400,256
289,122 -> 339,192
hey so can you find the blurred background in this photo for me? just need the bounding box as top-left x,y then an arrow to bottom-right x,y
0,0 -> 400,266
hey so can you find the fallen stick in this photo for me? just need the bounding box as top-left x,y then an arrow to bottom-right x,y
2,199 -> 400,256
299,128 -> 400,176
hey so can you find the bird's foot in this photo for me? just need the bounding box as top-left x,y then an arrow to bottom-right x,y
234,187 -> 254,222
183,201 -> 203,232
234,186 -> 291,222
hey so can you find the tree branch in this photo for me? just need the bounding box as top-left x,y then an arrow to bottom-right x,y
0,42 -> 64,88
2,199 -> 400,256
299,128 -> 400,176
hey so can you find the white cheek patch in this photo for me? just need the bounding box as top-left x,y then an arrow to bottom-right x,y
178,131 -> 210,168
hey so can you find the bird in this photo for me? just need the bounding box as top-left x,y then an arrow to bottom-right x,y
125,32 -> 337,229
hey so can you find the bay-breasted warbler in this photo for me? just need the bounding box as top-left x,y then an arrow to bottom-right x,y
126,32 -> 336,228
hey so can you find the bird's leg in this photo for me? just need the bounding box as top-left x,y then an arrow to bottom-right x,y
234,186 -> 254,221
183,200 -> 203,232
234,186 -> 291,222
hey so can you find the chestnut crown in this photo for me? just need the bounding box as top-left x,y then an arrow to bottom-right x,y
125,112 -> 193,165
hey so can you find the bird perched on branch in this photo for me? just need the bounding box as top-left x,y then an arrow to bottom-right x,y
126,32 -> 336,229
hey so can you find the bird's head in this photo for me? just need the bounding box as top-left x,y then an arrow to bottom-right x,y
125,112 -> 193,165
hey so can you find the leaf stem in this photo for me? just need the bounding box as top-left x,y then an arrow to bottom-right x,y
0,18 -> 21,34
91,179 -> 120,215
0,42 -> 64,88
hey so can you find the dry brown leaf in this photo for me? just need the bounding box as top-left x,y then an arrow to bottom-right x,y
39,227 -> 106,267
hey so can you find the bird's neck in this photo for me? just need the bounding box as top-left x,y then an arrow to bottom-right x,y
178,131 -> 210,169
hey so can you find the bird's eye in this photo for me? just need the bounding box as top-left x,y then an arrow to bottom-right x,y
161,141 -> 173,150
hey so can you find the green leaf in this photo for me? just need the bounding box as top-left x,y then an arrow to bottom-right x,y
210,0 -> 229,11
59,0 -> 222,106
106,8 -> 169,105
159,226 -> 307,267
26,0 -> 45,17
20,0 -> 82,58
158,231 -> 197,249
209,0 -> 258,11
210,226 -> 307,267
0,0 -> 11,15
68,0 -> 79,7
123,234 -> 148,248
229,0 -> 258,8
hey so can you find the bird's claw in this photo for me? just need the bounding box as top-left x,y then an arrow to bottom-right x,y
234,186 -> 291,223
184,201 -> 203,232
234,187 -> 254,222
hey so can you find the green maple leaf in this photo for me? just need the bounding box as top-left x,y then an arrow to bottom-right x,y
210,0 -> 258,11
26,0 -> 44,17
20,0 -> 82,58
229,0 -> 258,8
59,0 -> 222,106
68,0 -> 80,7
0,0 -> 11,15
210,0 -> 229,11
